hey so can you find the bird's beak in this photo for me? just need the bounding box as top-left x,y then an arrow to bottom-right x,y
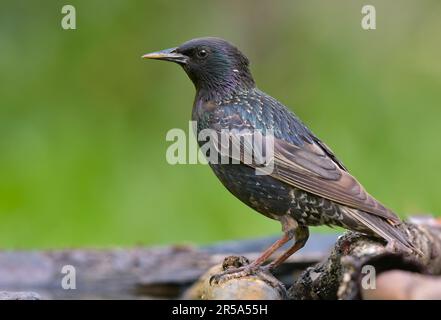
142,47 -> 188,64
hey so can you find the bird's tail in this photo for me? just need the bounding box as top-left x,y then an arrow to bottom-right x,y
343,208 -> 420,255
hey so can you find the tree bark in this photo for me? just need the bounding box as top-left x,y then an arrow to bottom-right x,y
1,218 -> 440,299
289,218 -> 441,300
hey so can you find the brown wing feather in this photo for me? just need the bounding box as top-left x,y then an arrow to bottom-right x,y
272,139 -> 399,222
211,129 -> 400,222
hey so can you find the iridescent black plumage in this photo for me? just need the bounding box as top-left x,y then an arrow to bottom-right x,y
143,37 -> 416,277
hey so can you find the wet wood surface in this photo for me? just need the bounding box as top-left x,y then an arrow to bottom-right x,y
2,216 -> 440,300
0,234 -> 338,299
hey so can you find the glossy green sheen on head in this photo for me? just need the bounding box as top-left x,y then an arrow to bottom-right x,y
144,37 -> 255,98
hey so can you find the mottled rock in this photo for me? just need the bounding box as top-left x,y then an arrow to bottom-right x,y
182,256 -> 286,300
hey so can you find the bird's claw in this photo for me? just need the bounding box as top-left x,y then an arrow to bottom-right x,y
209,265 -> 260,286
209,264 -> 278,286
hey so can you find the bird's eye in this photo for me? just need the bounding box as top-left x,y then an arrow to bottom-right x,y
197,49 -> 208,59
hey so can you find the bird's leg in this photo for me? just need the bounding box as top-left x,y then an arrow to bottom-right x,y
209,216 -> 297,285
264,225 -> 309,271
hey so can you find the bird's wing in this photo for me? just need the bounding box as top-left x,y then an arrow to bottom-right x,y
208,119 -> 399,222
270,137 -> 399,222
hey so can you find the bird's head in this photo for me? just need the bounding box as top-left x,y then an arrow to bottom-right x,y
143,37 -> 255,98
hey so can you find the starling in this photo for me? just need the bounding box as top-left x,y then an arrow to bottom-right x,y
143,37 -> 416,281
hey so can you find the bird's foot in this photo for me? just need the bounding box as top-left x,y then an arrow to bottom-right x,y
209,264 -> 260,285
253,265 -> 283,288
209,262 -> 279,287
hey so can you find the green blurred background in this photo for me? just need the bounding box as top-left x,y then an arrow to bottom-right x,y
1,0 -> 440,249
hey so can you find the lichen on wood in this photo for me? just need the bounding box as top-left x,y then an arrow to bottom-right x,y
289,220 -> 441,300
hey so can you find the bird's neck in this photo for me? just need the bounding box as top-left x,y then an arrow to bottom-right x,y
194,71 -> 255,103
196,81 -> 256,102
